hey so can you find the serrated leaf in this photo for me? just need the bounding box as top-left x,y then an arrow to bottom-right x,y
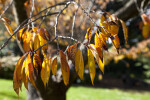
26,53 -> 37,89
33,54 -> 42,75
38,29 -> 48,56
99,32 -> 108,50
21,56 -> 28,90
13,53 -> 27,95
75,47 -> 84,80
112,35 -> 120,53
17,27 -> 25,41
88,44 -> 105,74
59,50 -> 70,85
95,33 -> 103,61
142,25 -> 149,38
120,19 -> 128,44
39,28 -> 50,41
34,34 -> 40,55
51,57 -> 57,76
88,49 -> 96,85
1,18 -> 15,39
67,43 -> 77,64
85,27 -> 93,43
108,24 -> 119,36
41,56 -> 51,87
22,30 -> 33,52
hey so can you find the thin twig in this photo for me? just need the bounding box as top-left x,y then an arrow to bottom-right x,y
54,1 -> 71,51
34,36 -> 57,52
133,0 -> 141,13
0,12 -> 58,51
0,0 -> 14,18
58,35 -> 78,42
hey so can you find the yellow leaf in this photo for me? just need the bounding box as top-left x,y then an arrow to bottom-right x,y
51,57 -> 57,76
59,50 -> 70,85
26,53 -> 37,89
85,27 -> 93,43
112,35 -> 120,53
120,19 -> 128,44
88,44 -> 105,74
142,24 -> 150,38
33,54 -> 42,75
17,27 -> 25,41
67,43 -> 77,64
75,47 -> 84,80
38,29 -> 48,56
88,49 -> 96,85
108,24 -> 119,36
34,34 -> 40,55
22,30 -> 33,52
41,56 -> 51,87
21,56 -> 28,90
99,32 -> 108,50
13,53 -> 27,95
4,22 -> 15,39
1,18 -> 15,39
95,33 -> 103,61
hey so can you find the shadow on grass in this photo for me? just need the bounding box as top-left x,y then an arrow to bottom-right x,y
73,77 -> 150,92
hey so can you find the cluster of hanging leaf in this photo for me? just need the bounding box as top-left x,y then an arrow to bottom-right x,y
13,12 -> 128,96
141,13 -> 150,38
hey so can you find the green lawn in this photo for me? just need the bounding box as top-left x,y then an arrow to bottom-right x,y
0,79 -> 150,100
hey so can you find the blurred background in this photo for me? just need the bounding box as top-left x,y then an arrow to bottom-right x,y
0,0 -> 150,100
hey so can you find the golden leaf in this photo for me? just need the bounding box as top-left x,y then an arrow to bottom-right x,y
22,30 -> 33,52
88,44 -> 105,74
17,27 -> 25,41
112,35 -> 120,53
75,47 -> 84,80
85,27 -> 93,43
88,49 -> 96,85
26,53 -> 37,89
67,43 -> 77,64
95,33 -> 103,61
13,53 -> 27,95
120,19 -> 128,44
99,32 -> 108,50
38,29 -> 48,56
41,56 -> 51,87
34,34 -> 40,55
59,50 -> 70,85
51,57 -> 57,76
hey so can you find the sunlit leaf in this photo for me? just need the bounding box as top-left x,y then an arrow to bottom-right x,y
59,50 -> 70,85
51,57 -> 57,76
95,33 -> 103,61
22,30 -> 33,52
21,56 -> 28,90
88,44 -> 105,74
88,49 -> 96,85
75,47 -> 84,80
111,35 -> 120,53
1,18 -> 15,39
34,34 -> 40,55
39,28 -> 50,41
67,43 -> 77,64
38,29 -> 48,56
17,27 -> 25,41
99,32 -> 108,50
85,27 -> 93,43
13,53 -> 27,95
120,19 -> 128,44
26,53 -> 37,89
41,56 -> 51,87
